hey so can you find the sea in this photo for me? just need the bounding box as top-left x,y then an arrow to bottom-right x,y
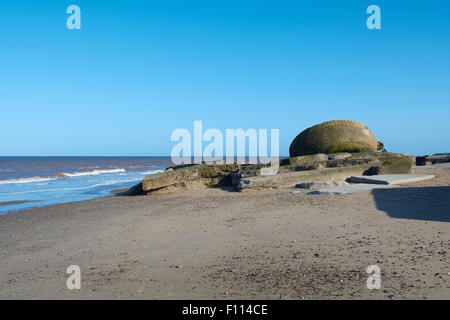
0,157 -> 173,215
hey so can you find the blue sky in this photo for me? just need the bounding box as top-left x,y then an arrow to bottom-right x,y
0,0 -> 449,156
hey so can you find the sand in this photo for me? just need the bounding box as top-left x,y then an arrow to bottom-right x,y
0,166 -> 449,300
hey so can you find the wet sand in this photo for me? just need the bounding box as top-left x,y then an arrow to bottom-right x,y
0,166 -> 449,299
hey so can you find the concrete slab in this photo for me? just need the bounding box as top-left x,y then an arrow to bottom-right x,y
309,184 -> 393,195
238,164 -> 385,191
350,174 -> 434,185
295,179 -> 348,190
431,163 -> 450,169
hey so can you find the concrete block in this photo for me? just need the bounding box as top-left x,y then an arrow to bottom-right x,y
350,174 -> 435,185
309,183 -> 393,195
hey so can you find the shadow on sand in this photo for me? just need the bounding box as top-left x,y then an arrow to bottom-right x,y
372,186 -> 450,222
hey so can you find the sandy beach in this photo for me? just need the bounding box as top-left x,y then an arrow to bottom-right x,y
0,165 -> 448,300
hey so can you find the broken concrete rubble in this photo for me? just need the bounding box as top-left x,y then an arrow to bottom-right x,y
416,153 -> 450,166
131,152 -> 415,194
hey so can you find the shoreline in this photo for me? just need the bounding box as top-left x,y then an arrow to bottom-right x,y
0,200 -> 32,207
0,188 -> 129,216
0,165 -> 449,299
0,156 -> 171,216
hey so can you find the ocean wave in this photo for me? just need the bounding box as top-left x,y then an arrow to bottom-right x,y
0,168 -> 129,185
90,178 -> 142,188
0,178 -> 142,196
0,176 -> 58,185
58,168 -> 126,178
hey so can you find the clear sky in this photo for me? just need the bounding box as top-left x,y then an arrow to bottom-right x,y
1,0 -> 449,156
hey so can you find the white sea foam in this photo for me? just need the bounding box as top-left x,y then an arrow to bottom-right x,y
0,176 -> 58,185
90,178 -> 142,188
59,168 -> 126,177
0,168 -> 130,185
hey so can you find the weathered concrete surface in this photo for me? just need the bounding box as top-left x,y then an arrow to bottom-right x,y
431,162 -> 450,169
237,164 -> 382,191
260,162 -> 279,176
327,152 -> 352,160
117,182 -> 143,196
350,174 -> 435,185
138,152 -> 415,193
306,174 -> 435,195
279,152 -> 414,175
295,179 -> 348,190
308,183 -> 393,195
142,164 -> 242,193
237,153 -> 414,191
289,120 -> 380,157
280,153 -> 328,167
